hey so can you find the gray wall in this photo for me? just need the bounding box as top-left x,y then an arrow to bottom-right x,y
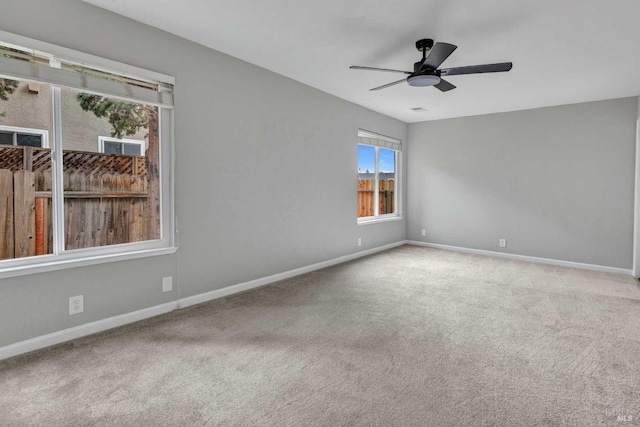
0,0 -> 406,347
407,97 -> 638,269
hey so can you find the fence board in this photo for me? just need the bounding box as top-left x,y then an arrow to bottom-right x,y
35,191 -> 148,198
23,147 -> 33,171
35,198 -> 47,255
114,174 -> 130,242
14,170 -> 36,258
66,172 -> 86,249
379,179 -> 394,215
0,170 -> 14,259
102,174 -> 116,246
129,175 -> 143,242
90,173 -> 103,248
36,170 -> 53,253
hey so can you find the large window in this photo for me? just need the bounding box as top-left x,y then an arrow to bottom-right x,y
357,130 -> 401,222
0,35 -> 175,276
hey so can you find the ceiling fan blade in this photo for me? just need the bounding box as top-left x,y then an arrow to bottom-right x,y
434,78 -> 456,92
370,78 -> 406,91
350,66 -> 412,74
440,62 -> 513,76
422,43 -> 457,70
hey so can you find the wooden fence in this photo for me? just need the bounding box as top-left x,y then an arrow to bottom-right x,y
357,179 -> 395,217
0,146 -> 149,260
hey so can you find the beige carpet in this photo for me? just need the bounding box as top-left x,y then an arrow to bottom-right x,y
2,245 -> 640,426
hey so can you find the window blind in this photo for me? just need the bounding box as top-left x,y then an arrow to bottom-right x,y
357,129 -> 402,151
0,45 -> 173,108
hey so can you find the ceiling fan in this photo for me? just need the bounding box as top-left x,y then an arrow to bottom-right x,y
350,38 -> 512,92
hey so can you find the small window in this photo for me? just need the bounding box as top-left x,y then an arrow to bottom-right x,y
357,130 -> 401,222
99,136 -> 145,156
0,126 -> 48,148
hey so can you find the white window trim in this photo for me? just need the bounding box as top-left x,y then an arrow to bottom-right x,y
98,136 -> 146,156
0,125 -> 49,148
357,215 -> 404,226
0,35 -> 177,279
357,132 -> 403,225
0,30 -> 174,87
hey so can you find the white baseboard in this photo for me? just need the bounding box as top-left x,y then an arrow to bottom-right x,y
407,240 -> 632,276
177,241 -> 407,309
0,241 -> 406,361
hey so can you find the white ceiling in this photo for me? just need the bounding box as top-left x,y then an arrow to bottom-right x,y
82,0 -> 640,123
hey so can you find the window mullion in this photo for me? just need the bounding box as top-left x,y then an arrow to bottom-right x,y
374,147 -> 379,217
395,151 -> 399,216
50,86 -> 65,255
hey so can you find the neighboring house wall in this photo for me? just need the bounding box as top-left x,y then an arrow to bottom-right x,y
407,97 -> 638,269
0,82 -> 50,133
61,88 -> 148,152
0,82 -> 147,151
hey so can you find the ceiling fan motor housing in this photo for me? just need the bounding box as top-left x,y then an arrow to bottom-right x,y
415,39 -> 434,51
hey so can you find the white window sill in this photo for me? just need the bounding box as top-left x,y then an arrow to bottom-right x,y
357,216 -> 404,226
0,246 -> 178,279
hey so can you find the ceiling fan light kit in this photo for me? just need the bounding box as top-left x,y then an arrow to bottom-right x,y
350,38 -> 512,92
407,74 -> 441,87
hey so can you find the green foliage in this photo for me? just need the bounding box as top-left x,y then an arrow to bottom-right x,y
0,46 -> 23,103
0,78 -> 18,101
76,93 -> 152,139
0,78 -> 18,117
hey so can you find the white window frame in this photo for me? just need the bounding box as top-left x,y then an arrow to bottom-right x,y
357,130 -> 402,225
0,125 -> 49,148
0,31 -> 177,279
98,136 -> 145,156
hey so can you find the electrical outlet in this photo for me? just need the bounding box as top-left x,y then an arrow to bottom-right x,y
421,229 -> 426,236
499,239 -> 507,248
69,295 -> 84,315
162,276 -> 173,293
358,238 -> 362,247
